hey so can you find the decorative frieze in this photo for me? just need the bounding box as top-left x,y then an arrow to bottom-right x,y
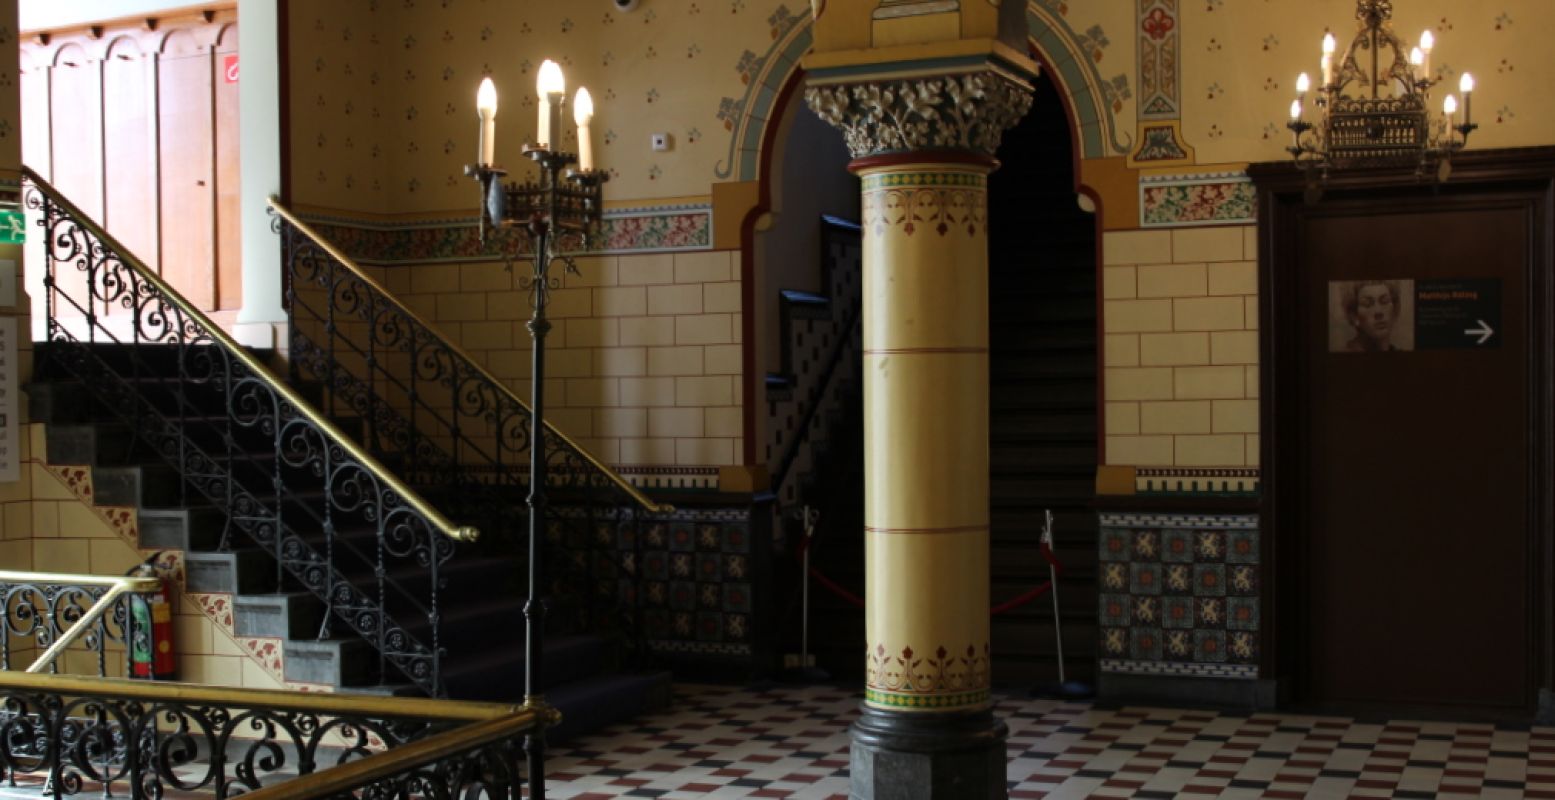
860,171 -> 989,238
804,72 -> 1033,159
866,641 -> 991,709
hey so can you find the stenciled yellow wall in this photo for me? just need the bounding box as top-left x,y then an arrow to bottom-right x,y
289,0 -> 799,211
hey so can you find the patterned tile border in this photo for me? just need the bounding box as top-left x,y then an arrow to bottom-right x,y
1140,169 -> 1257,228
1098,511 -> 1258,530
1134,467 -> 1260,496
1101,658 -> 1259,679
298,202 -> 714,266
866,687 -> 991,709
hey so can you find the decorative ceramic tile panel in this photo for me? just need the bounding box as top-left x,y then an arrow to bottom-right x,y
1140,170 -> 1255,227
550,504 -> 766,671
1098,510 -> 1259,680
299,203 -> 712,266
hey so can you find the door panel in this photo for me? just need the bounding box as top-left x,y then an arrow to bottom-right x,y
1303,203 -> 1529,710
157,30 -> 216,310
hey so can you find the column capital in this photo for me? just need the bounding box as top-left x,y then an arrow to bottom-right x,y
804,70 -> 1033,161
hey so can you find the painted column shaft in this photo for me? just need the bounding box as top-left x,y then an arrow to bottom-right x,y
859,163 -> 992,712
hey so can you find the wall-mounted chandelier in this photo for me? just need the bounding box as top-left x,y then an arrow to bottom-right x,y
1286,0 -> 1477,183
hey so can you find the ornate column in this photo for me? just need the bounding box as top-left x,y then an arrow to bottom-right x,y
807,69 -> 1031,799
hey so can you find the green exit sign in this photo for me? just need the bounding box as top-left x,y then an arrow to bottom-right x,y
0,210 -> 22,244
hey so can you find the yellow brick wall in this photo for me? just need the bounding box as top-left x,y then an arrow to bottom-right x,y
372,250 -> 744,471
4,424 -> 285,689
1102,225 -> 1258,469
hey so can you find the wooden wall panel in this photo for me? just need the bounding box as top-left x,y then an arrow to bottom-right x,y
214,24 -> 241,311
102,37 -> 158,268
20,6 -> 240,318
48,44 -> 103,224
155,29 -> 215,311
19,52 -> 51,177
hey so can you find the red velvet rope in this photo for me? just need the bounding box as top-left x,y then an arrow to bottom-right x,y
800,539 -> 1064,616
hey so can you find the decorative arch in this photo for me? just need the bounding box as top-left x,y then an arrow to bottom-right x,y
1024,3 -> 1131,159
717,2 -> 1128,184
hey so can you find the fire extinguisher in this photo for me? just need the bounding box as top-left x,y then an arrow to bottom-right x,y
128,553 -> 176,680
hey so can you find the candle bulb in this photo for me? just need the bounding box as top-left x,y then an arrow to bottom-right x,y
1409,47 -> 1424,82
1443,93 -> 1456,121
1322,32 -> 1336,86
476,77 -> 497,166
1419,29 -> 1434,78
1290,98 -> 1302,121
536,59 -> 565,149
1296,72 -> 1311,97
573,87 -> 595,172
1458,71 -> 1474,126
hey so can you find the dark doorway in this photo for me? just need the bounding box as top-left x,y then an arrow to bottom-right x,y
987,70 -> 1099,687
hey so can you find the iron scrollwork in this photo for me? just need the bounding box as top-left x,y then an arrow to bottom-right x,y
0,680 -> 528,800
0,581 -> 145,677
24,173 -> 463,697
274,209 -> 663,653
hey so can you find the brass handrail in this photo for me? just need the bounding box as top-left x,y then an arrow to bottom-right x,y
267,197 -> 673,515
22,167 -> 478,543
235,710 -> 538,800
0,570 -> 162,673
0,670 -> 523,722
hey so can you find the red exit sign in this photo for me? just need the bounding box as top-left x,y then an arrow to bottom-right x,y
223,54 -> 239,83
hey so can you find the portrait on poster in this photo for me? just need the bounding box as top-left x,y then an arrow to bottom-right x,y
1328,279 -> 1415,353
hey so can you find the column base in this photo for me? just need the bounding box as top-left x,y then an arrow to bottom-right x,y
849,705 -> 1008,800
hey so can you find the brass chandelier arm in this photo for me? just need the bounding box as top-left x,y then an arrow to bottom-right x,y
20,167 -> 477,545
0,570 -> 163,674
268,196 -> 672,515
235,710 -> 541,800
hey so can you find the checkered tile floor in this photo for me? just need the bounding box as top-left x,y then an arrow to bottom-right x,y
539,683 -> 1555,799
1,684 -> 1549,799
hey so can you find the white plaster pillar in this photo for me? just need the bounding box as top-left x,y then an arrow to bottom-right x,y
235,0 -> 287,348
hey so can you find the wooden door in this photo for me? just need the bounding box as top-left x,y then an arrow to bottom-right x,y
1304,201 -> 1529,711
1254,149 -> 1555,718
157,28 -> 216,311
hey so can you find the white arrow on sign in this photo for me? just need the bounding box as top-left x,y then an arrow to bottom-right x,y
1464,319 -> 1494,345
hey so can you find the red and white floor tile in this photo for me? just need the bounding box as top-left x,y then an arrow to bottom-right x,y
537,684 -> 1555,799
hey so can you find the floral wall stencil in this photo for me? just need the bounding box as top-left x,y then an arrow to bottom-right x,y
291,0 -> 807,213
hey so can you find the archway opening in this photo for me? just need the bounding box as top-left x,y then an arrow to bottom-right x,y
987,68 -> 1100,688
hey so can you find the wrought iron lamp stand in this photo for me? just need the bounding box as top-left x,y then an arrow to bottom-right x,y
467,148 -> 607,800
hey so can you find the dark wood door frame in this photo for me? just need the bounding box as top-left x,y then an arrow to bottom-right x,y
1249,147 -> 1555,718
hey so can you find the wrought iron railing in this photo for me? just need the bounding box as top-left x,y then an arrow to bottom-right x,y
24,168 -> 476,698
268,200 -> 669,641
0,571 -> 161,678
0,671 -> 539,800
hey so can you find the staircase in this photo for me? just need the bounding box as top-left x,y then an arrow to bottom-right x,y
758,217 -> 867,677
986,72 -> 1099,687
22,168 -> 669,741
